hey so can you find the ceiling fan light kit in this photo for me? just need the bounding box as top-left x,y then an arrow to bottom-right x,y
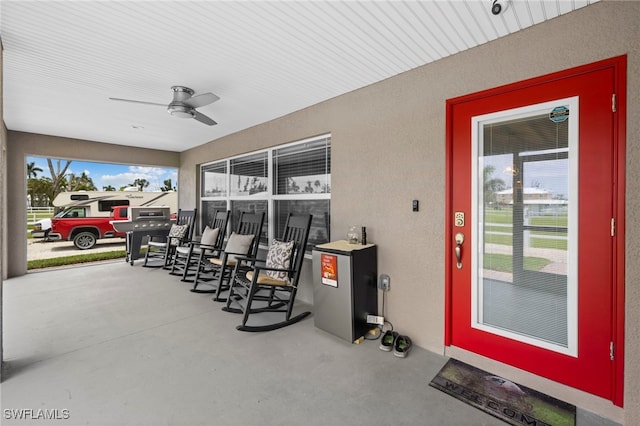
168,104 -> 196,119
110,85 -> 219,126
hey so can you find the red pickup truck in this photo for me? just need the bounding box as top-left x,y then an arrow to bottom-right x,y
49,205 -> 129,250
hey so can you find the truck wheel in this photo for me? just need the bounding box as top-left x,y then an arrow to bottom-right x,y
74,232 -> 97,250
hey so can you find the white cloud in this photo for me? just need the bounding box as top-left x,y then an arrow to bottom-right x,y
128,166 -> 167,177
101,169 -> 177,191
27,156 -> 178,192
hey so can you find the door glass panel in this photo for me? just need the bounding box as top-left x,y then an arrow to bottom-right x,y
471,98 -> 578,356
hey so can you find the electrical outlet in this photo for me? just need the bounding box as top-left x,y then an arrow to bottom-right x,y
379,274 -> 390,291
366,315 -> 385,325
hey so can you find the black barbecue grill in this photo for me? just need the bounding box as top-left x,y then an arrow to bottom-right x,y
111,206 -> 175,265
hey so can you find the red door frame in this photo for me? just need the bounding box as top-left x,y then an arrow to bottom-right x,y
444,55 -> 626,406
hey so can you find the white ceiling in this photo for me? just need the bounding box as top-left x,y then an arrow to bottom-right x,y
1,0 -> 599,152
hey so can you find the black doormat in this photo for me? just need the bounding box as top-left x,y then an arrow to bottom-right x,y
429,359 -> 575,426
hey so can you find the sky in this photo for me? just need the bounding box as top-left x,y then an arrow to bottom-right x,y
27,156 -> 178,192
484,154 -> 569,199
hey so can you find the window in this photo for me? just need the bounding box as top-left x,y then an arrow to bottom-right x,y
202,162 -> 227,198
230,152 -> 268,197
201,200 -> 228,233
274,200 -> 330,250
200,134 -> 331,252
98,199 -> 129,212
273,138 -> 330,195
59,207 -> 86,218
111,207 -> 129,219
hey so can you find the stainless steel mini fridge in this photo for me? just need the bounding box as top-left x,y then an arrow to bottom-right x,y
312,240 -> 378,343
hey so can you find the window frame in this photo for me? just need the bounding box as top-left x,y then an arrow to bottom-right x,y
199,134 -> 331,252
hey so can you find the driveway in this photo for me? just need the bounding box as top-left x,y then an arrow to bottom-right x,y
27,238 -> 126,261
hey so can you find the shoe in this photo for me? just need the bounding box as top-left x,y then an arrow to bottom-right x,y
393,335 -> 412,358
379,330 -> 398,351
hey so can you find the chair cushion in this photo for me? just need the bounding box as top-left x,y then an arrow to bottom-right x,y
176,246 -> 191,255
148,241 -> 168,248
210,257 -> 237,267
265,239 -> 294,281
224,232 -> 254,260
200,226 -> 220,247
168,224 -> 188,245
246,270 -> 289,287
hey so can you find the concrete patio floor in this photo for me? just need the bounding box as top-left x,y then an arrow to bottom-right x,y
1,261 -> 619,426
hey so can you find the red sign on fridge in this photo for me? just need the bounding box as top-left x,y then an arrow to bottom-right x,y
321,254 -> 338,287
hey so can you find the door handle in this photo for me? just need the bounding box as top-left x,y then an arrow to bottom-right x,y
455,232 -> 464,269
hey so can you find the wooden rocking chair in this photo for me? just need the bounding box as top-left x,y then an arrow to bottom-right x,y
190,211 -> 265,301
222,213 -> 312,332
142,209 -> 197,269
169,209 -> 230,281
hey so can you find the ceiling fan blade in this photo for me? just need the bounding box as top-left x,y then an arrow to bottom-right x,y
109,97 -> 166,107
185,92 -> 220,108
193,110 -> 217,126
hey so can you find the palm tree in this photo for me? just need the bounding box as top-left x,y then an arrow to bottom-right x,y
103,185 -> 116,191
132,178 -> 149,191
27,161 -> 45,207
27,161 -> 43,179
483,165 -> 506,207
47,158 -> 73,204
160,179 -> 175,192
68,172 -> 97,191
304,181 -> 314,193
27,177 -> 53,207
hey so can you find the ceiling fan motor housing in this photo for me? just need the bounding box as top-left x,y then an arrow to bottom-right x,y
168,86 -> 196,118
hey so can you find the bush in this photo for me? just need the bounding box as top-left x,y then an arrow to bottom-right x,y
28,250 -> 128,270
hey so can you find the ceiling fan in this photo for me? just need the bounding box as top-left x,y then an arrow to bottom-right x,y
110,86 -> 219,126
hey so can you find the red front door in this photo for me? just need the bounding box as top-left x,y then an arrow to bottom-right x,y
445,56 -> 625,405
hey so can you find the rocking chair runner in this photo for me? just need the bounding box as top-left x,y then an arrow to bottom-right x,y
169,210 -> 230,281
142,209 -> 197,268
222,213 -> 312,332
190,211 -> 265,301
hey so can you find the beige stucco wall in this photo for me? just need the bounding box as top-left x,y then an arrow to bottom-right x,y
2,1 -> 638,423
180,2 -> 639,423
1,39 -> 6,380
4,132 -> 180,278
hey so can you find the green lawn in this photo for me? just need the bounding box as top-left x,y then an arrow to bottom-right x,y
484,208 -> 568,251
484,233 -> 512,245
484,209 -> 513,224
530,215 -> 568,227
531,237 -> 568,250
484,253 -> 551,273
485,209 -> 568,227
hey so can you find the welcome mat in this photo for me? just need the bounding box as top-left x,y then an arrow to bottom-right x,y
429,359 -> 575,426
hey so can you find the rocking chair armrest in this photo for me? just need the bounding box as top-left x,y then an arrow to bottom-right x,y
222,252 -> 261,261
251,263 -> 295,275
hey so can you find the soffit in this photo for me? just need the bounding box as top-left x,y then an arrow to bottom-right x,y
1,0 -> 599,152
